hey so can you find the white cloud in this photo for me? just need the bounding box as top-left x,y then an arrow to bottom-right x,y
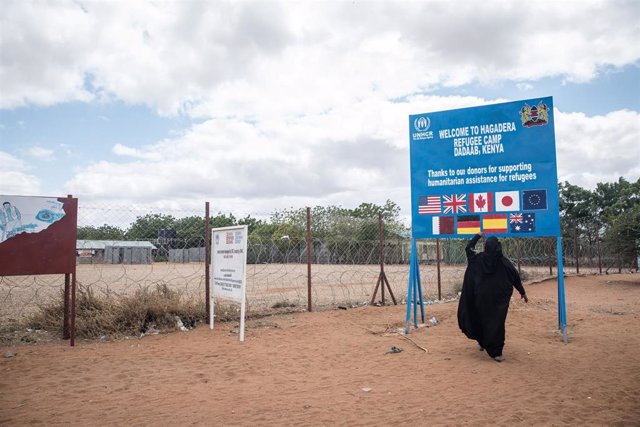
0,151 -> 41,194
66,95 -> 493,208
0,1 -> 95,108
555,109 -> 640,188
1,1 -> 638,113
112,143 -> 162,161
27,146 -> 55,160
65,93 -> 640,216
2,0 -> 639,216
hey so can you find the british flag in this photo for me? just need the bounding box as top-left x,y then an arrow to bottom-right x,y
443,194 -> 467,214
509,213 -> 523,223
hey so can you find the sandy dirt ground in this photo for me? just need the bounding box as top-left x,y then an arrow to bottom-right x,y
1,273 -> 638,426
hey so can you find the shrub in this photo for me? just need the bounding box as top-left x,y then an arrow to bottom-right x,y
28,283 -> 206,339
452,281 -> 463,295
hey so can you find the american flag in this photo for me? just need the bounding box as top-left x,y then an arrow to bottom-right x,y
418,196 -> 441,214
443,194 -> 467,214
509,213 -> 523,223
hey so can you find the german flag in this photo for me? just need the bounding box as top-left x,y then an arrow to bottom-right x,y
457,215 -> 480,234
482,214 -> 508,233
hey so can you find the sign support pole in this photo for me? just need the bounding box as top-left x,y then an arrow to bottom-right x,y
405,239 -> 425,333
413,240 -> 425,325
239,240 -> 248,342
205,202 -> 211,324
556,237 -> 568,343
404,244 -> 415,334
209,285 -> 215,330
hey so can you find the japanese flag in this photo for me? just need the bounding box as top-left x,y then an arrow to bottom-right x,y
495,191 -> 520,211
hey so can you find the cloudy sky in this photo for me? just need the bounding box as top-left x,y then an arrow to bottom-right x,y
1,0 -> 639,220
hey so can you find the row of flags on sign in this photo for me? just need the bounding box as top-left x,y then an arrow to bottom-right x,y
432,212 -> 536,235
418,189 -> 547,215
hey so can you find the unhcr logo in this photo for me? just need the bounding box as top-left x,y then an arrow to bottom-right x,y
414,116 -> 430,131
412,116 -> 433,140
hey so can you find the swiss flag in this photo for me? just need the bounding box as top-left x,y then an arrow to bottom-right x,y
468,193 -> 493,212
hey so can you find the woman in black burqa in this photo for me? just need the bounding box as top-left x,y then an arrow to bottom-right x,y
457,232 -> 528,362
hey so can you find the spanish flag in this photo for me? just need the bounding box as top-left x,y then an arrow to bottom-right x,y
482,214 -> 508,233
457,215 -> 480,234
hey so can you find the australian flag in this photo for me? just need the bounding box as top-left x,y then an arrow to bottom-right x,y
522,189 -> 547,210
510,213 -> 535,233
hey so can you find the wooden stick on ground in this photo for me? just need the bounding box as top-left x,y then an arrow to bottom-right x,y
398,334 -> 428,352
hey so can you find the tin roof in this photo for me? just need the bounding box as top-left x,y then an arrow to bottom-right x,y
77,240 -> 157,250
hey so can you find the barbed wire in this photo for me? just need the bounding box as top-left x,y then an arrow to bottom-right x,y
1,203 -> 637,341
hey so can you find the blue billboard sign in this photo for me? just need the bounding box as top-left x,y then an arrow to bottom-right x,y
409,97 -> 560,239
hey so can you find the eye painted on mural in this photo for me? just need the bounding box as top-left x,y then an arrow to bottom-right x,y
36,209 -> 65,223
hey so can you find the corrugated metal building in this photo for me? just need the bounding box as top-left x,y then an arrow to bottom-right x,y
169,247 -> 206,263
77,240 -> 157,264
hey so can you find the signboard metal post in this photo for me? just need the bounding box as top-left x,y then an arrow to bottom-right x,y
405,239 -> 425,333
205,202 -> 211,325
557,238 -> 568,342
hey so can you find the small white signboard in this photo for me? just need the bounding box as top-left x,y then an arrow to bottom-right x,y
210,225 -> 248,341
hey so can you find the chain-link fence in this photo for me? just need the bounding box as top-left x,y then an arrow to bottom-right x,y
1,202 -> 637,342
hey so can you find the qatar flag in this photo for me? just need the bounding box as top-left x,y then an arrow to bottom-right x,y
495,191 -> 520,211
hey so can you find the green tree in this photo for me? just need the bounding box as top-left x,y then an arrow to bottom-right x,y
173,212 -> 239,248
594,177 -> 640,226
77,224 -> 125,240
237,215 -> 263,234
559,177 -> 639,269
173,215 -> 205,247
210,212 -> 236,229
249,222 -> 279,241
272,223 -> 305,247
596,178 -> 640,268
352,199 -> 402,225
558,181 -> 597,238
126,214 -> 176,240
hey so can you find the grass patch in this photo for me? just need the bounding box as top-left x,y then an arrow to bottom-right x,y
27,283 -> 206,339
271,300 -> 297,309
452,281 -> 463,295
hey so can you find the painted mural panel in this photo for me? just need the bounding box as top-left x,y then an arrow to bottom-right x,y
0,196 -> 77,276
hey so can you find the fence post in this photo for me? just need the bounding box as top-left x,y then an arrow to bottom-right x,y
573,222 -> 580,274
64,193 -> 74,343
596,223 -> 602,274
516,238 -> 522,275
548,238 -> 553,276
306,207 -> 312,312
436,239 -> 441,300
378,213 -> 385,304
205,202 -> 211,324
370,213 -> 396,305
69,194 -> 77,346
618,254 -> 622,274
63,273 -> 70,339
70,271 -> 76,347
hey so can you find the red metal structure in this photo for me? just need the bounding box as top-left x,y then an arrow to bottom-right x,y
0,195 -> 78,346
